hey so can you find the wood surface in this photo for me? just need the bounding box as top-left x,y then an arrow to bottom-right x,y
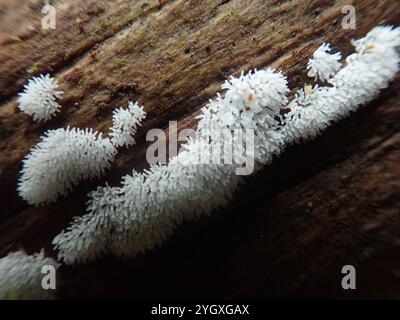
0,0 -> 399,298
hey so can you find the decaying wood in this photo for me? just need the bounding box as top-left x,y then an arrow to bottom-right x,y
0,0 -> 399,298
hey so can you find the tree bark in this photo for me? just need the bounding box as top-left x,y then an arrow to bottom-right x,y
0,0 -> 399,298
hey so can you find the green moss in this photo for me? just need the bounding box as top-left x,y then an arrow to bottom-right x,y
165,22 -> 178,35
228,8 -> 240,18
27,62 -> 39,74
98,19 -> 113,32
114,58 -> 126,69
210,2 -> 219,16
8,35 -> 22,43
216,5 -> 241,24
165,48 -> 176,57
177,35 -> 187,49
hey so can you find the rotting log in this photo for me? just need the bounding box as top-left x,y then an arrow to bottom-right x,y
0,0 -> 399,298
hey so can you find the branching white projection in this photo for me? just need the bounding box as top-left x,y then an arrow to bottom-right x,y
306,43 -> 342,82
110,101 -> 147,148
52,26 -> 400,265
18,74 -> 64,122
18,101 -> 146,205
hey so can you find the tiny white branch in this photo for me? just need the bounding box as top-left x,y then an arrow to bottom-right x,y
110,101 -> 146,148
18,101 -> 146,206
307,43 -> 342,82
50,25 -> 400,265
18,74 -> 63,122
18,127 -> 117,205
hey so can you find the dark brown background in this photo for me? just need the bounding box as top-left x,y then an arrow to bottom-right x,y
0,0 -> 399,299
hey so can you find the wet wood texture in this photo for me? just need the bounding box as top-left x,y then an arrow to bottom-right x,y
0,0 -> 399,298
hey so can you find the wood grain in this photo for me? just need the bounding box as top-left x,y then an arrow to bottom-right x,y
0,0 -> 399,298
